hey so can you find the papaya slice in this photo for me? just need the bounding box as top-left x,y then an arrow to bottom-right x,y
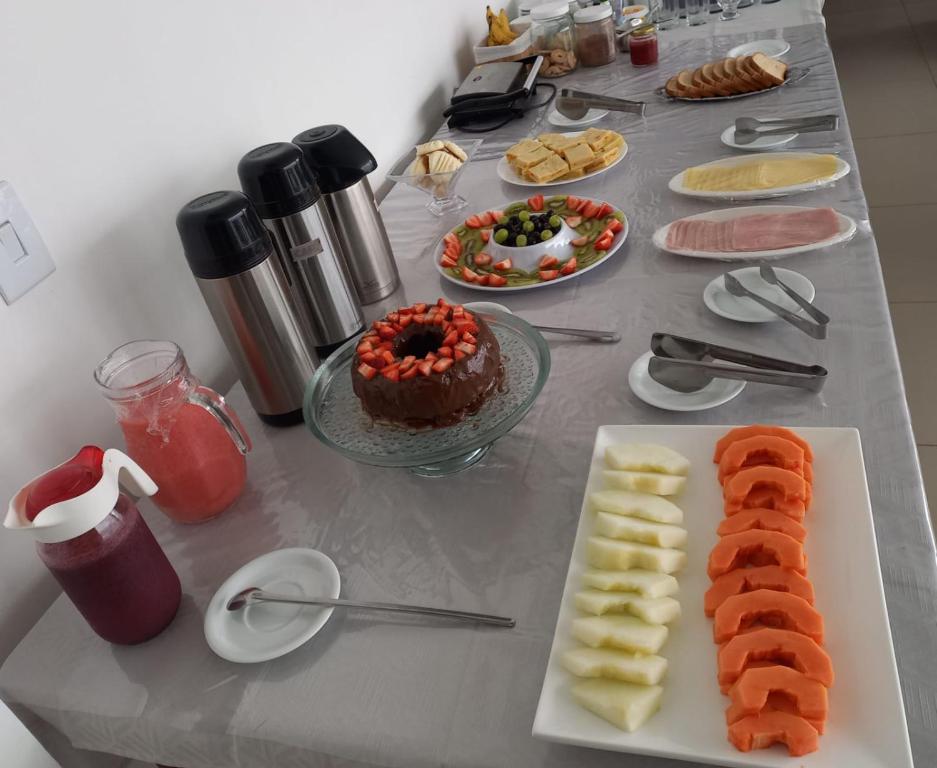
713,589 -> 823,644
717,508 -> 807,542
707,530 -> 806,580
717,435 -> 809,484
724,465 -> 810,507
726,665 -> 828,723
725,490 -> 806,521
705,565 -> 815,616
727,710 -> 820,757
714,425 -> 814,463
718,627 -> 834,692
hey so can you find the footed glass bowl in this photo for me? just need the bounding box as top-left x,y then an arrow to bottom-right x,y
385,139 -> 482,217
303,310 -> 551,476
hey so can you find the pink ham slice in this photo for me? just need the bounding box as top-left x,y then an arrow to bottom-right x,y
666,208 -> 841,252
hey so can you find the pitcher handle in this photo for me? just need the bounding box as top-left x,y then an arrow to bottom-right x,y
187,387 -> 252,455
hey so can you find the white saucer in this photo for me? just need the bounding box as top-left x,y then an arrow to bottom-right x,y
703,266 -> 815,323
720,125 -> 797,151
628,350 -> 745,412
728,39 -> 791,59
465,301 -> 511,314
547,106 -> 609,128
204,548 -> 341,663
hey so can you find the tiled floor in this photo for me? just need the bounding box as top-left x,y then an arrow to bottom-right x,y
826,0 -> 937,525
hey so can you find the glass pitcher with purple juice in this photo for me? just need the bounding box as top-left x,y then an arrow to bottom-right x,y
4,446 -> 181,644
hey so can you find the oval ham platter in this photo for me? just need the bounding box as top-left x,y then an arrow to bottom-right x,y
652,206 -> 857,261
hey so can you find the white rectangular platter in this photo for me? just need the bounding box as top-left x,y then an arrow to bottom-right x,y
532,425 -> 912,768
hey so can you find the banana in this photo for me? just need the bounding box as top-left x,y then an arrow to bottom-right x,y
486,5 -> 518,46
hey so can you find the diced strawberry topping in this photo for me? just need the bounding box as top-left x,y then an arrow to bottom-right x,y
454,350 -> 466,361
560,256 -> 577,276
438,346 -> 453,358
398,306 -> 413,316
380,350 -> 395,365
357,341 -> 373,355
487,274 -> 508,287
412,303 -> 427,313
399,355 -> 417,371
433,313 -> 446,325
436,298 -> 449,308
386,312 -> 399,323
455,342 -> 477,355
462,331 -> 477,344
443,329 -> 459,346
474,252 -> 492,266
432,358 -> 454,373
378,326 -> 397,340
357,363 -> 378,380
539,255 -> 559,269
360,351 -> 377,364
398,314 -> 413,328
539,269 -> 559,281
493,258 -> 513,271
417,360 -> 434,376
425,352 -> 438,362
453,319 -> 479,334
381,367 -> 400,382
376,341 -> 393,352
401,365 -> 419,380
413,313 -> 426,324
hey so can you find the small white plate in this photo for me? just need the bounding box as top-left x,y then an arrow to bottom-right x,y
720,125 -> 797,152
496,131 -> 628,188
204,548 -> 341,664
465,301 -> 511,314
703,266 -> 815,323
628,350 -> 745,411
548,106 -> 609,128
728,39 -> 791,59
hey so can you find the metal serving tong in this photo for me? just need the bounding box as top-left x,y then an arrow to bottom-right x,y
647,333 -> 828,393
723,271 -> 828,339
557,88 -> 647,120
733,114 -> 839,145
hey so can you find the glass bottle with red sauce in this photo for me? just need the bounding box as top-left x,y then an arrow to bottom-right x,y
94,340 -> 251,524
4,446 -> 181,644
629,25 -> 659,67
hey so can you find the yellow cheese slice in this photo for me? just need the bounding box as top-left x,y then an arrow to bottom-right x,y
683,155 -> 839,191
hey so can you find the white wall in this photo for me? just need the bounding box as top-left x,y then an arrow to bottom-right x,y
0,701 -> 59,768
0,0 -> 483,664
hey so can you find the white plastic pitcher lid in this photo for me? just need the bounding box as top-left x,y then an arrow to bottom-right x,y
574,4 -> 613,22
532,1 -> 571,21
4,449 -> 157,544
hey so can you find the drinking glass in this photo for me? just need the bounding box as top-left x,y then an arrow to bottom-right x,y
686,0 -> 707,24
658,0 -> 679,28
718,0 -> 740,20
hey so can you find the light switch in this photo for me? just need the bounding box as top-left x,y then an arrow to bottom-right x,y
0,181 -> 55,304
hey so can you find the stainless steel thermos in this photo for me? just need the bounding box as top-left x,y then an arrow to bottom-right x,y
293,125 -> 400,304
176,191 -> 318,426
237,142 -> 364,357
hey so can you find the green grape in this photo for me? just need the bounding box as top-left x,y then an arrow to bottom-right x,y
522,220 -> 535,233
494,228 -> 509,244
549,215 -> 562,229
540,229 -> 553,241
518,211 -> 531,222
515,234 -> 528,247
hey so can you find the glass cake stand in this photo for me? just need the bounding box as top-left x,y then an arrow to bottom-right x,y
303,311 -> 551,477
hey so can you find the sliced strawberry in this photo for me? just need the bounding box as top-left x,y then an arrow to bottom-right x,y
434,314 -> 446,326
487,274 -> 508,287
412,313 -> 426,324
493,258 -> 513,271
607,218 -> 624,234
527,194 -> 545,212
399,355 -> 417,371
401,365 -> 419,380
453,319 -> 479,334
398,314 -> 413,328
582,201 -> 600,219
357,363 -> 378,380
443,232 -> 459,248
444,245 -> 459,259
560,256 -> 577,276
565,215 -> 582,228
375,341 -> 393,353
480,230 -> 491,243
436,297 -> 449,307
465,214 -> 483,228
454,350 -> 466,361
474,252 -> 492,267
386,312 -> 399,323
437,346 -> 453,358
356,340 -> 373,354
370,356 -> 386,370
455,341 -> 477,355
452,306 -> 465,319
440,256 -> 458,269
462,266 -> 479,283
489,209 -> 505,220
412,303 -> 427,313
596,202 -> 614,219
426,352 -> 438,362
484,211 -> 498,227
539,269 -> 560,281
570,236 -> 589,247
379,351 -> 394,365
595,234 -> 613,251
378,326 -> 397,340
432,358 -> 454,373
462,331 -> 477,344
476,274 -> 490,286
575,197 -> 591,213
443,330 -> 459,347
398,306 -> 413,316
539,254 -> 559,269
360,351 -> 377,364
417,360 -> 434,376
381,367 -> 400,382
566,195 -> 582,210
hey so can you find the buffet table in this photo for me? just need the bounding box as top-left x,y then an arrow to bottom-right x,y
3,15 -> 936,768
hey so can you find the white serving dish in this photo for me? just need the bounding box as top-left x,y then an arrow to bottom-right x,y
533,425 -> 912,768
668,153 -> 851,201
496,131 -> 628,188
703,266 -> 815,323
720,125 -> 797,152
652,205 -> 857,260
727,39 -> 791,59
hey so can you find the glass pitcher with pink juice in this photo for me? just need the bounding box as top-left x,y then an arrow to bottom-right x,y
5,445 -> 181,644
94,340 -> 251,524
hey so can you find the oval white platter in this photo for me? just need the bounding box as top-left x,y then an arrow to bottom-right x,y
668,152 -> 851,201
496,131 -> 628,188
652,204 -> 857,261
727,38 -> 791,58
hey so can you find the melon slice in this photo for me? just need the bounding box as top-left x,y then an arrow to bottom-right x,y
705,565 -> 815,616
727,710 -> 820,757
582,569 -> 679,599
718,627 -> 834,692
575,590 -> 681,623
594,511 -> 688,549
726,665 -> 828,723
725,491 -> 807,521
723,465 -> 809,506
717,508 -> 807,542
587,536 -> 687,574
601,470 -> 686,496
707,529 -> 806,580
605,443 -> 690,476
590,490 -> 684,524
714,425 -> 814,463
571,614 -> 669,654
718,435 -> 808,483
572,679 -> 663,732
562,646 -> 668,685
713,589 -> 824,644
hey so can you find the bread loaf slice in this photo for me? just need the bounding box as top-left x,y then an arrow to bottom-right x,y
665,75 -> 683,98
691,68 -> 716,97
676,69 -> 704,98
751,52 -> 788,85
740,55 -> 773,88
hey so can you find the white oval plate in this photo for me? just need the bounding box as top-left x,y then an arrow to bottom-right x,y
703,266 -> 815,323
435,204 -> 629,292
628,350 -> 745,411
496,131 -> 628,188
204,548 -> 341,664
720,125 -> 797,152
653,204 -> 857,260
727,38 -> 791,58
547,107 -> 609,128
669,152 -> 850,201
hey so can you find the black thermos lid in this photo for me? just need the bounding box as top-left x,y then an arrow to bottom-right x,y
176,191 -> 272,280
292,124 -> 377,194
237,142 -> 321,219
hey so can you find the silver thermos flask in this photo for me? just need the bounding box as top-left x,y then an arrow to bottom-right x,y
237,142 -> 364,358
176,191 -> 318,426
293,125 -> 400,304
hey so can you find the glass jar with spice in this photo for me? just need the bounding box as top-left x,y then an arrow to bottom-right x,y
629,24 -> 658,66
530,1 -> 578,77
574,5 -> 616,67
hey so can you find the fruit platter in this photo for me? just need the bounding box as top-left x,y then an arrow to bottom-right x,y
436,194 -> 629,292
